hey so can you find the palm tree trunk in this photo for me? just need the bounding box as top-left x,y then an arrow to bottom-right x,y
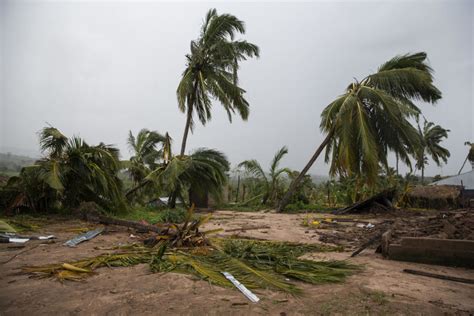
168,191 -> 177,208
395,153 -> 399,175
421,166 -> 425,184
277,131 -> 333,212
458,154 -> 469,175
235,175 -> 240,203
180,104 -> 193,156
180,80 -> 199,156
125,180 -> 151,198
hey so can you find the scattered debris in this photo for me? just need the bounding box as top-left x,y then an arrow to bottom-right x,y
403,269 -> 474,285
64,228 -> 104,247
351,224 -> 392,257
222,272 -> 260,303
333,189 -> 396,215
0,233 -> 56,244
22,210 -> 357,295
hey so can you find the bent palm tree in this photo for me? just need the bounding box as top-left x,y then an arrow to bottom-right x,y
239,146 -> 291,205
415,120 -> 450,183
177,8 -> 260,155
6,127 -> 125,211
278,52 -> 442,211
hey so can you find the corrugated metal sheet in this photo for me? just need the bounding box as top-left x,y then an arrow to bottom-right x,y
432,170 -> 474,190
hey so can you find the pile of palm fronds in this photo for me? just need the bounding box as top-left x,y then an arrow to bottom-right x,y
23,210 -> 358,294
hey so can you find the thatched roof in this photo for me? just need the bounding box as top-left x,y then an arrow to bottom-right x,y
408,185 -> 461,200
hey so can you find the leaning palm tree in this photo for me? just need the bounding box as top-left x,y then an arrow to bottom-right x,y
415,119 -> 450,183
278,52 -> 442,211
239,146 -> 291,205
458,141 -> 474,174
177,8 -> 260,155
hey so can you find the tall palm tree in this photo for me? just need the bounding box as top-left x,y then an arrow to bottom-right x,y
177,8 -> 260,155
126,129 -> 166,184
239,146 -> 291,205
278,52 -> 442,211
415,119 -> 450,183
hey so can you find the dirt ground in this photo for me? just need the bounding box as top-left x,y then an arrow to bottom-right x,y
1,210 -> 473,315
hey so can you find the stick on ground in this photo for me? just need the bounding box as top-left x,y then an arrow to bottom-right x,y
403,269 -> 474,285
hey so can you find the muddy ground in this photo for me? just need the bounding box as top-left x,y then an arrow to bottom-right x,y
1,210 -> 473,315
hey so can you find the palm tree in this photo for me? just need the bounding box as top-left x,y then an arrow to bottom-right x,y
239,146 -> 291,205
125,131 -> 230,208
458,142 -> 474,174
126,129 -> 166,184
177,8 -> 260,155
146,148 -> 230,207
5,126 -> 125,211
415,119 -> 450,183
278,52 -> 442,211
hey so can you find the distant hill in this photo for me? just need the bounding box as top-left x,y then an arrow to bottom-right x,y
0,152 -> 36,173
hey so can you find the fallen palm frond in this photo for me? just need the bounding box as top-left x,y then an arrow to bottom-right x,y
22,208 -> 358,294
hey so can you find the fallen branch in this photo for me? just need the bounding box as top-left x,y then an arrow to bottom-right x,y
84,213 -> 172,234
403,269 -> 474,285
225,225 -> 270,233
0,244 -> 40,265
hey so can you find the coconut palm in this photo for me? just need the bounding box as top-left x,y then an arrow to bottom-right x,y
239,146 -> 291,205
415,120 -> 450,183
126,129 -> 166,184
177,8 -> 260,155
5,127 -> 125,211
278,52 -> 442,211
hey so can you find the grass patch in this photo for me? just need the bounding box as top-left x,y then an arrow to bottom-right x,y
116,206 -> 190,224
0,214 -> 50,232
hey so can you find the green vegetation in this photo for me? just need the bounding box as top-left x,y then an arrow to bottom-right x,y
238,146 -> 291,206
116,207 -> 189,224
2,127 -> 125,212
416,119 -> 450,183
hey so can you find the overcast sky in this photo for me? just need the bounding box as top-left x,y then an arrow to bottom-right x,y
1,0 -> 472,177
